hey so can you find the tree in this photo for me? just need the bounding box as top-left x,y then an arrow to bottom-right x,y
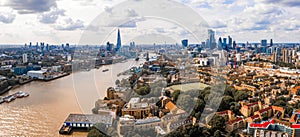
274,100 -> 286,107
218,96 -> 234,111
214,130 -> 222,137
115,79 -> 120,86
165,90 -> 171,97
135,85 -> 151,95
172,90 -> 181,102
87,127 -> 109,137
208,115 -> 226,132
177,94 -> 195,113
234,91 -> 249,102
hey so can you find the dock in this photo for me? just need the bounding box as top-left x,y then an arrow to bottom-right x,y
59,114 -> 113,135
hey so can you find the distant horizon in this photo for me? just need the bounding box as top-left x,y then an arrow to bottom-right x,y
0,41 -> 299,47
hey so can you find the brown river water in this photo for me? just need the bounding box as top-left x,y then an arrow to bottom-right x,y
0,59 -> 143,137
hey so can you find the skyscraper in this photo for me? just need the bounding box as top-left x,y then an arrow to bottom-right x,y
272,52 -> 278,63
270,39 -> 273,47
116,29 -> 122,51
107,42 -> 114,52
22,54 -> 28,63
261,40 -> 267,53
218,37 -> 223,50
228,36 -> 233,49
233,41 -> 237,49
207,29 -> 216,49
181,39 -> 188,47
261,39 -> 267,47
223,38 -> 227,49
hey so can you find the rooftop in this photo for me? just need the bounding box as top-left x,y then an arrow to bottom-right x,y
64,114 -> 113,125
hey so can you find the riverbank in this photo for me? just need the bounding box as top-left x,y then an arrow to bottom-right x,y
0,86 -> 12,95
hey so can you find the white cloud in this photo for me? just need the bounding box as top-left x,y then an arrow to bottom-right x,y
39,8 -> 65,24
0,0 -> 300,44
55,18 -> 84,31
6,0 -> 57,14
0,12 -> 16,24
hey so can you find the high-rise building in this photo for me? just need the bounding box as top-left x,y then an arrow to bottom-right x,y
207,29 -> 216,49
272,52 -> 278,63
270,39 -> 273,47
22,54 -> 28,63
130,41 -> 136,49
282,48 -> 292,64
106,42 -> 114,52
236,53 -> 241,62
223,38 -> 227,49
181,39 -> 188,47
116,29 -> 122,51
228,36 -> 233,49
233,41 -> 237,49
218,37 -> 222,50
261,40 -> 267,47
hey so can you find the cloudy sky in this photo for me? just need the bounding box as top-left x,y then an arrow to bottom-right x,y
0,0 -> 299,45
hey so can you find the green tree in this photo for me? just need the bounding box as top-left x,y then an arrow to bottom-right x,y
214,130 -> 222,137
234,91 -> 249,102
87,128 -> 109,137
172,90 -> 181,102
208,115 -> 226,132
219,96 -> 234,111
115,79 -> 120,86
274,100 -> 286,107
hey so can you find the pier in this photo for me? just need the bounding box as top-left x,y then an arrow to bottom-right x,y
59,114 -> 113,135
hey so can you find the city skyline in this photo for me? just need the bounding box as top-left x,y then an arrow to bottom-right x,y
0,0 -> 300,44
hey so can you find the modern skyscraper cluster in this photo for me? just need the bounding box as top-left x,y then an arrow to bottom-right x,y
105,29 -> 122,54
217,35 -> 234,51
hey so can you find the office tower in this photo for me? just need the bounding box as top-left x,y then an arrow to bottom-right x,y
207,29 -> 216,49
261,40 -> 267,53
236,53 -> 242,62
22,54 -> 28,63
116,29 -> 122,51
130,41 -> 136,49
272,52 -> 278,63
270,39 -> 273,47
66,43 -> 70,49
223,38 -> 227,49
181,39 -> 188,47
261,40 -> 267,47
106,42 -> 114,52
282,48 -> 291,63
46,44 -> 49,51
228,36 -> 233,49
218,37 -> 223,50
233,41 -> 237,49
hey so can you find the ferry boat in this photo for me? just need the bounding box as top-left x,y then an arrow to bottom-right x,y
59,125 -> 72,135
4,95 -> 16,103
14,91 -> 29,98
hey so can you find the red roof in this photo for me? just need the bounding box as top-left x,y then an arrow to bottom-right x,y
258,106 -> 272,113
249,119 -> 275,128
228,118 -> 244,125
216,110 -> 233,115
249,114 -> 260,120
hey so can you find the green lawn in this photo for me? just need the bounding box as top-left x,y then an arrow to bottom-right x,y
170,82 -> 209,92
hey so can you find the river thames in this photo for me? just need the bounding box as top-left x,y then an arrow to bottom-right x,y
0,59 -> 143,136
